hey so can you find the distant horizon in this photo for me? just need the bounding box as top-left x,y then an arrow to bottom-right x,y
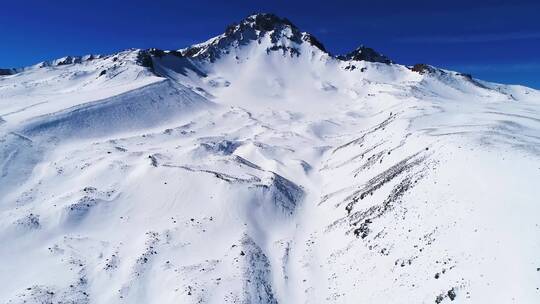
2,0 -> 539,89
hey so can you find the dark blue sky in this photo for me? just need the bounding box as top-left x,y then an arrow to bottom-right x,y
2,0 -> 539,88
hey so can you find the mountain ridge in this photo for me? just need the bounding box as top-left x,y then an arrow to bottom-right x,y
0,13 -> 507,89
1,13 -> 393,71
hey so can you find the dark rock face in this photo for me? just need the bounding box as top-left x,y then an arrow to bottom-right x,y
266,172 -> 304,215
38,55 -> 100,68
1,55 -> 98,75
240,235 -> 278,304
411,63 -> 437,74
0,68 -> 15,75
55,56 -> 83,66
238,13 -> 296,33
181,13 -> 327,62
302,33 -> 327,53
411,64 -> 489,90
139,48 -> 207,78
457,72 -> 473,80
136,51 -> 154,69
339,46 -> 393,64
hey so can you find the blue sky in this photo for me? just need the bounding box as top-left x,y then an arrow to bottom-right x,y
1,0 -> 539,88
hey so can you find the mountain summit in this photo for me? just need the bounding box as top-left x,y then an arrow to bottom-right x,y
1,13 -> 390,72
180,13 -> 327,61
339,45 -> 393,64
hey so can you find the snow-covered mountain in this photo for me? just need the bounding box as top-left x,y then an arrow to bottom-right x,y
1,13 -> 539,304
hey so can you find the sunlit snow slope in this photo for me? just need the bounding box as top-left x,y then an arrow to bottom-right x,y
1,13 -> 539,304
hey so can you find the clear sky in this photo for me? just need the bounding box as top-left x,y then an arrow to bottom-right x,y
1,0 -> 539,88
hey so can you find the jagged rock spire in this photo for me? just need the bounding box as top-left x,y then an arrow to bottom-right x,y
339,46 -> 393,64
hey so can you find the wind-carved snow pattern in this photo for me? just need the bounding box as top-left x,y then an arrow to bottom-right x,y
1,12 -> 540,304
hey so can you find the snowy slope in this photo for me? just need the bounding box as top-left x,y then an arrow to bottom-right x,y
1,13 -> 539,304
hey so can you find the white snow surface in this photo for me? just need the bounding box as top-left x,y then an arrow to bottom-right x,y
1,21 -> 540,304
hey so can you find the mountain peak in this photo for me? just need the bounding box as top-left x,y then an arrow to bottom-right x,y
231,13 -> 297,33
181,13 -> 326,61
339,46 -> 393,64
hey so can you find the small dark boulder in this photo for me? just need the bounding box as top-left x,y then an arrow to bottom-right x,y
447,288 -> 456,301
